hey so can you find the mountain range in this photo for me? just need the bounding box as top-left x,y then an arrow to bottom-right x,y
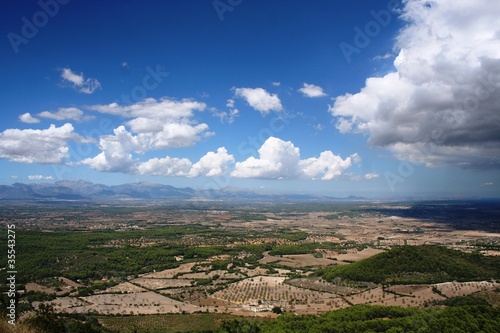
0,180 -> 367,202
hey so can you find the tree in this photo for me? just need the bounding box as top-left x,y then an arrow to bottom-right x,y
25,304 -> 65,333
272,306 -> 283,314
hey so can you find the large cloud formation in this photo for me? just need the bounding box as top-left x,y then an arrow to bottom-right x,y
81,125 -> 142,172
0,123 -> 83,164
231,137 -> 358,180
82,125 -> 235,177
76,97 -> 359,180
329,0 -> 500,169
83,98 -> 212,172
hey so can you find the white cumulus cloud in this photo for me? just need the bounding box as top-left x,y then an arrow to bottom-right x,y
329,0 -> 500,170
188,147 -> 234,177
81,126 -> 144,173
137,148 -> 234,178
83,98 -> 212,172
60,68 -> 101,94
19,112 -> 40,124
298,83 -> 327,97
233,87 -> 283,115
0,123 -> 83,164
232,137 -> 301,179
89,98 -> 210,148
149,122 -> 210,149
137,156 -> 192,177
300,151 -> 359,180
232,137 -> 356,180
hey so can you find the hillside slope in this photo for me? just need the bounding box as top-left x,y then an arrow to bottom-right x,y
317,245 -> 500,284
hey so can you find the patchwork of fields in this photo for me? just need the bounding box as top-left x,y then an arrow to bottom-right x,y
1,201 -> 499,332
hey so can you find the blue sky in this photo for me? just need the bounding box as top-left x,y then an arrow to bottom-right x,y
1,0 -> 499,198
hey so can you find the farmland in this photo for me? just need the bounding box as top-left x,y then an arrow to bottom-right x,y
1,199 -> 500,332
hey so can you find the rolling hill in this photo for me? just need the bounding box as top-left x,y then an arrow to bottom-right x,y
317,245 -> 500,284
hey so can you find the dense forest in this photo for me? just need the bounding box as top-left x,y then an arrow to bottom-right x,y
217,302 -> 500,333
315,245 -> 500,284
0,226 -> 272,284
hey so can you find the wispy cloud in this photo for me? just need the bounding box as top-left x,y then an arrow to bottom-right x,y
38,107 -> 92,122
373,53 -> 393,61
314,124 -> 324,131
28,175 -> 55,180
211,108 -> 239,124
60,68 -> 101,94
364,172 -> 380,180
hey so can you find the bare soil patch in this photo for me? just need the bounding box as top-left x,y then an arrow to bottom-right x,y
40,291 -> 203,315
56,277 -> 84,288
102,282 -> 147,294
25,283 -> 56,294
181,270 -> 245,280
333,248 -> 385,262
259,253 -> 337,268
434,281 -> 499,298
131,278 -> 194,290
142,262 -> 197,279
